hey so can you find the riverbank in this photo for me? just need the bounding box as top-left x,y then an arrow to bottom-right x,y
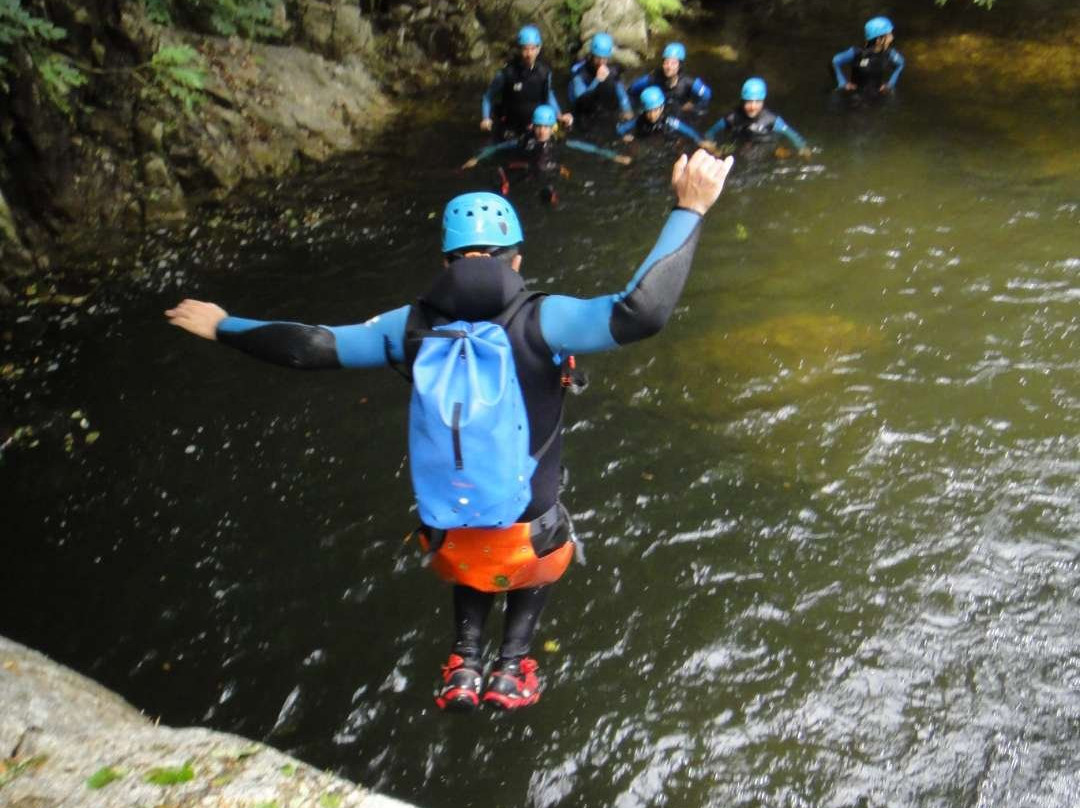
0,635 -> 419,808
0,0 -> 664,301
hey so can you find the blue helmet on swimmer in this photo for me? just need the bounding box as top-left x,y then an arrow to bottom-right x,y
741,77 -> 767,101
518,25 -> 542,47
662,42 -> 686,62
640,86 -> 665,112
864,16 -> 893,41
442,192 -> 523,253
532,104 -> 557,127
590,32 -> 615,58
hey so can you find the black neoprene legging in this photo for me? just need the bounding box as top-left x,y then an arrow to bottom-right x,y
452,584 -> 551,665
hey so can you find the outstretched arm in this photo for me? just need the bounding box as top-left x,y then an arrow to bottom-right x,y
462,140 -> 517,169
566,138 -> 631,164
539,150 -> 733,355
704,117 -> 728,141
668,117 -> 705,144
165,300 -> 411,369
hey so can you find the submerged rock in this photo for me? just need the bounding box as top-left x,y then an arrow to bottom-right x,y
580,0 -> 649,64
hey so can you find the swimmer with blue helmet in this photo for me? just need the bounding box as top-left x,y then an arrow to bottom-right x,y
628,42 -> 712,117
166,148 -> 735,712
703,77 -> 810,158
832,16 -> 905,96
568,32 -> 634,127
464,104 -> 631,205
617,85 -> 706,147
481,24 -> 572,140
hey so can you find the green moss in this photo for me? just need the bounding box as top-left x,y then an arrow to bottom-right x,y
145,762 -> 195,785
86,766 -> 124,789
0,755 -> 48,788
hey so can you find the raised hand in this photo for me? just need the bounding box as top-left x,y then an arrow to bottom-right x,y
670,149 -> 734,216
165,299 -> 228,340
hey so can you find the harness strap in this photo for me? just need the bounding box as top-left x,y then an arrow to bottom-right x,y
422,499 -> 564,555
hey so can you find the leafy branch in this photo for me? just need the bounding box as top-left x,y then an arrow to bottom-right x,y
144,44 -> 206,111
637,0 -> 684,33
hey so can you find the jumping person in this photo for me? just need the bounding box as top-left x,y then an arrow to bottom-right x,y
832,16 -> 905,98
617,86 -> 706,147
628,42 -> 712,116
703,77 -> 810,157
481,24 -> 572,140
165,150 -> 734,712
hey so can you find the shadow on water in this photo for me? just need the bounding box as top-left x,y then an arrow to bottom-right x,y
2,2 -> 1079,807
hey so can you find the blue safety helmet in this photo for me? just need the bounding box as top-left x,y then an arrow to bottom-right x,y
532,104 -> 557,127
662,42 -> 686,61
518,25 -> 542,47
640,86 -> 665,111
864,16 -> 893,41
442,192 -> 523,253
590,32 -> 614,58
741,77 -> 767,101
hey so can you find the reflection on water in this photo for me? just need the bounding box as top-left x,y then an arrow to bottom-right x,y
2,6 -> 1079,808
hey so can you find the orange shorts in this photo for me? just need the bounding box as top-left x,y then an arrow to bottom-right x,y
419,522 -> 574,593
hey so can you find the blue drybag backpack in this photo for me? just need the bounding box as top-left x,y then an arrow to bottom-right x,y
408,293 -> 539,529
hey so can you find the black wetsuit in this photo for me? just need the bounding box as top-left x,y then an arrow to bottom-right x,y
568,59 -> 632,130
704,106 -> 807,151
483,57 -> 560,139
629,68 -> 712,115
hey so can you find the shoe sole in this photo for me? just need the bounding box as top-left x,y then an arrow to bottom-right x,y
482,692 -> 540,710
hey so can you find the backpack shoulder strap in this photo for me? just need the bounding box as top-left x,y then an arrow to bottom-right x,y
490,289 -> 545,330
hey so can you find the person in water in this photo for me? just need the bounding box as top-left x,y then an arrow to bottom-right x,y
464,104 -> 631,204
568,32 -> 634,129
832,16 -> 905,97
617,86 -> 706,147
703,77 -> 810,157
164,149 -> 734,711
628,42 -> 712,117
481,25 -> 572,140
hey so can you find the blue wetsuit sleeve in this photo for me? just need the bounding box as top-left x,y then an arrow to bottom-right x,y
547,89 -> 562,116
773,117 -> 806,150
615,118 -> 635,136
832,47 -> 856,87
628,74 -> 653,97
482,71 -> 504,119
670,118 -> 703,143
886,49 -> 905,89
539,208 -> 704,354
566,139 -> 622,161
472,141 -> 517,162
615,81 -> 632,113
691,77 -> 712,105
216,305 -> 410,369
704,117 -> 727,140
569,73 -> 593,104
324,305 -> 411,367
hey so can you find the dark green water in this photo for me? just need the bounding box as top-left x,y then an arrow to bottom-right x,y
2,5 -> 1078,807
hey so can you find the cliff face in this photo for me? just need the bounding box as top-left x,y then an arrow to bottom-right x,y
0,1 -> 394,290
0,634 -> 418,807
